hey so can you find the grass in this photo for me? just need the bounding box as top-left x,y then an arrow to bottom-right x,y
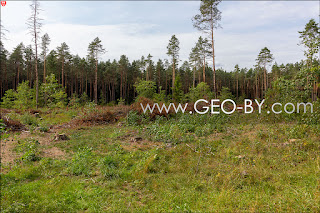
1,108 -> 320,212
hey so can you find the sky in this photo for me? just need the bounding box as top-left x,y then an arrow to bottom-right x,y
1,1 -> 319,71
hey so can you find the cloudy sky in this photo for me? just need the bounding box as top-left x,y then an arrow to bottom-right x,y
1,1 -> 319,71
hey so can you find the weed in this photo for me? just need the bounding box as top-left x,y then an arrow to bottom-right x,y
70,147 -> 94,176
15,138 -> 41,162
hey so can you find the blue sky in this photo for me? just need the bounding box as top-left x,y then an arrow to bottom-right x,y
1,1 -> 319,71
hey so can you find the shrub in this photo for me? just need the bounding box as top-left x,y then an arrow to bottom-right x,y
68,93 -> 81,108
14,81 -> 35,109
187,82 -> 212,102
20,113 -> 39,127
1,89 -> 16,108
126,110 -> 140,126
117,97 -> 125,105
16,139 -> 41,162
40,74 -> 67,108
172,75 -> 184,102
134,80 -> 156,99
218,87 -> 235,100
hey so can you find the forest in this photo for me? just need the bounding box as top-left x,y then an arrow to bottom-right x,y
1,0 -> 320,212
0,2 -> 318,106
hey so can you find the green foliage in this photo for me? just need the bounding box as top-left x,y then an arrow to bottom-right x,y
1,74 -> 67,109
1,89 -> 16,108
70,147 -> 94,176
218,86 -> 234,100
126,110 -> 140,126
299,19 -> 320,66
99,155 -> 120,179
153,88 -> 167,103
134,80 -> 157,100
20,113 -> 39,127
167,35 -> 180,60
1,82 -> 35,109
117,97 -> 126,105
16,138 -> 41,162
266,66 -> 317,105
15,81 -> 35,109
0,119 -> 6,134
79,92 -> 89,105
192,0 -> 222,32
187,82 -> 212,102
172,75 -> 184,102
256,47 -> 274,68
41,74 -> 67,108
68,93 -> 81,108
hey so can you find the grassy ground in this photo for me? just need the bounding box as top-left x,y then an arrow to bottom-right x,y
1,108 -> 320,212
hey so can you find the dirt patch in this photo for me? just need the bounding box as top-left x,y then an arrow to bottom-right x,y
1,131 -> 67,165
1,138 -> 21,164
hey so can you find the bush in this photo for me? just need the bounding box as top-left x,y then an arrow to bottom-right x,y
68,93 -> 81,108
1,74 -> 67,109
1,81 -> 35,109
126,110 -> 140,126
20,113 -> 39,127
187,82 -> 212,102
218,87 -> 235,100
16,139 -> 41,162
1,89 -> 16,108
40,74 -> 67,108
134,80 -> 156,99
117,97 -> 125,106
172,75 -> 184,102
14,81 -> 35,109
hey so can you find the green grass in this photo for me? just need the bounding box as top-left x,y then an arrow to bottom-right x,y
1,110 -> 320,212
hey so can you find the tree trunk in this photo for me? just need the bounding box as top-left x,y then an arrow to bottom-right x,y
172,57 -> 175,89
94,59 -> 98,104
17,63 -> 20,89
34,29 -> 39,108
211,23 -> 216,98
62,58 -> 64,87
193,66 -> 195,88
43,54 -> 46,83
264,66 -> 267,96
203,57 -> 206,83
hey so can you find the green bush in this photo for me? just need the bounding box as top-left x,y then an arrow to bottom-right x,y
1,74 -> 67,109
16,138 -> 41,162
187,82 -> 212,102
218,87 -> 235,100
14,81 -> 35,109
134,80 -> 156,100
126,110 -> 140,126
20,113 -> 39,127
172,75 -> 184,102
1,81 -> 35,109
68,93 -> 81,108
1,89 -> 16,108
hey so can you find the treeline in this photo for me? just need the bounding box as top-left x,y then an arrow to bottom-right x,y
1,40 -> 318,105
0,0 -> 319,106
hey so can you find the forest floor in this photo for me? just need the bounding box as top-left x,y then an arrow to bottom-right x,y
1,106 -> 320,212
